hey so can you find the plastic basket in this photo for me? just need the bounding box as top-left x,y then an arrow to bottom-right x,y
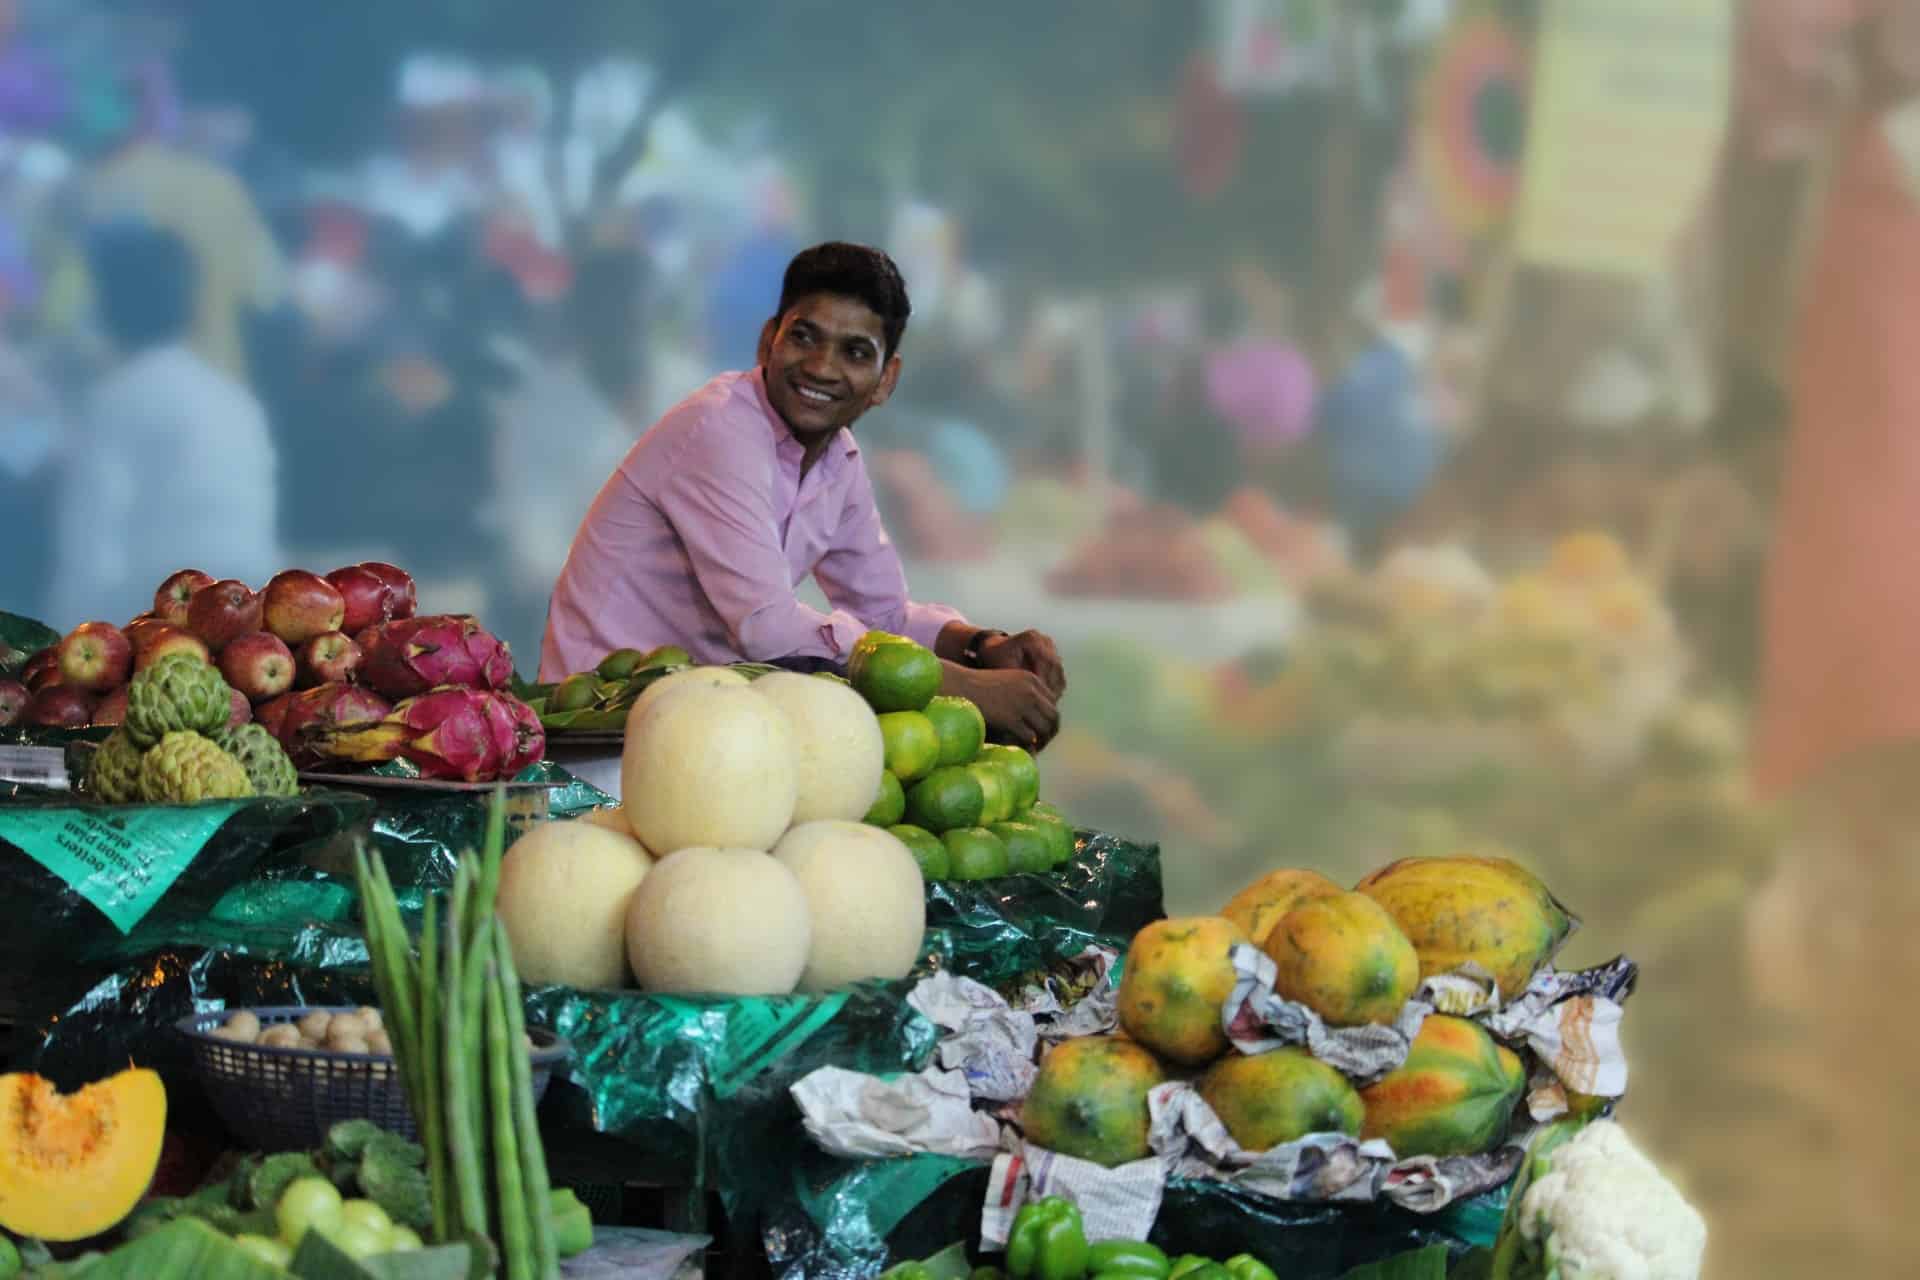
176,1005 -> 571,1152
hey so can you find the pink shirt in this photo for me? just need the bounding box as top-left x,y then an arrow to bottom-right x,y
539,368 -> 966,680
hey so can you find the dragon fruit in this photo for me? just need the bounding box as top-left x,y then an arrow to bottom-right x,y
315,686 -> 545,782
277,682 -> 393,767
358,615 -> 515,699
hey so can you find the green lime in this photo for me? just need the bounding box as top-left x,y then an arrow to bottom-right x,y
966,762 -> 1015,825
979,744 -> 1041,810
597,647 -> 650,680
943,827 -> 1010,881
878,711 -> 941,783
904,765 -> 985,832
1028,807 -> 1077,866
990,821 -> 1053,875
849,634 -> 942,713
550,672 -> 599,714
924,695 -> 987,766
889,824 -> 950,879
864,771 -> 906,826
639,644 -> 690,670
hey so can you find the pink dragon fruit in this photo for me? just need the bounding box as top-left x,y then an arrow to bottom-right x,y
358,615 -> 515,699
278,682 -> 394,767
317,686 -> 545,782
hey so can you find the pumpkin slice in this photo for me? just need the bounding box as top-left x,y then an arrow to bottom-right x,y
0,1068 -> 167,1241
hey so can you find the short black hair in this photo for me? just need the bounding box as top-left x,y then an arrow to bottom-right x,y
88,222 -> 197,351
775,241 -> 911,358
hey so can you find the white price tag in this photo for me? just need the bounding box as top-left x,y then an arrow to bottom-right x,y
0,745 -> 71,790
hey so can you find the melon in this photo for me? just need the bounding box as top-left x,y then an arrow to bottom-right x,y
622,683 -> 798,853
628,665 -> 751,723
771,821 -> 925,991
750,672 -> 887,823
624,847 -> 813,995
497,818 -> 653,989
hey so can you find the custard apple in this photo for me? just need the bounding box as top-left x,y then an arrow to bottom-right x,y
215,723 -> 299,797
85,730 -> 144,804
125,654 -> 231,748
137,730 -> 254,804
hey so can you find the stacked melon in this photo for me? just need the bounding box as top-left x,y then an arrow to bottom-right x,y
495,665 -> 925,997
845,632 -> 1077,882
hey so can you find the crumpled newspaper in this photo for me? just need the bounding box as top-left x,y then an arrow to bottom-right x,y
1222,943 -> 1430,1084
980,1142 -> 1165,1249
908,971 -> 1041,1102
1486,956 -> 1636,1100
1015,946 -> 1121,1040
791,1064 -> 1004,1160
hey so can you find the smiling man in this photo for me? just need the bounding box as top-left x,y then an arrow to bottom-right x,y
540,242 -> 1064,747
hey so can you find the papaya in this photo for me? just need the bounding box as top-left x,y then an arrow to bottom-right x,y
0,1067 -> 167,1242
1360,1014 -> 1526,1158
1219,867 -> 1341,948
1355,854 -> 1575,1000
1200,1048 -> 1363,1151
1117,916 -> 1248,1065
1260,891 -> 1420,1026
1020,1035 -> 1166,1167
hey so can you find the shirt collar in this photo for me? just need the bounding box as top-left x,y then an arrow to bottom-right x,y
751,365 -> 860,462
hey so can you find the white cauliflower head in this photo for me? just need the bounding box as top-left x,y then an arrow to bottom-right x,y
1516,1120 -> 1707,1280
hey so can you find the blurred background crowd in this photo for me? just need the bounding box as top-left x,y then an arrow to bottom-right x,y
0,0 -> 1915,1274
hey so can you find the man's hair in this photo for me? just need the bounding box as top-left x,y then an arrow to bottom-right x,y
775,242 -> 911,357
88,222 -> 197,351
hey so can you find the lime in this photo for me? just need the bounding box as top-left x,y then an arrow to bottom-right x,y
979,744 -> 1041,811
639,644 -> 690,670
550,672 -> 599,714
966,762 -> 1015,825
597,647 -> 650,680
924,695 -> 987,766
864,771 -> 906,826
878,711 -> 941,782
1028,807 -> 1077,866
849,634 -> 942,713
904,765 -> 985,832
890,824 -> 950,879
990,821 -> 1053,875
943,827 -> 1010,880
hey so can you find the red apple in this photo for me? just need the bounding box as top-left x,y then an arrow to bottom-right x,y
0,679 -> 27,727
186,579 -> 262,652
25,685 -> 95,728
228,688 -> 252,728
326,564 -> 397,634
92,685 -> 130,727
297,631 -> 363,688
21,648 -> 61,692
134,625 -> 213,673
154,569 -> 216,626
255,692 -> 295,739
124,615 -> 168,651
358,562 -> 417,620
219,631 -> 296,701
263,570 -> 346,646
57,622 -> 134,693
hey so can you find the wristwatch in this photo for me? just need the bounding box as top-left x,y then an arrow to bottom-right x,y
960,628 -> 1008,667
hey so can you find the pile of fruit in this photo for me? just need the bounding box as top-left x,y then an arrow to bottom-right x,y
1021,853 -> 1580,1170
82,654 -> 299,802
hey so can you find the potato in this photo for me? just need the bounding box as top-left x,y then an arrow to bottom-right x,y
354,1006 -> 384,1031
297,1011 -> 333,1041
259,1024 -> 303,1048
366,1029 -> 393,1056
327,1035 -> 370,1055
224,1010 -> 261,1040
326,1012 -> 368,1040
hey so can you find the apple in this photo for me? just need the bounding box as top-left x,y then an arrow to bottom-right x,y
134,625 -> 212,672
0,679 -> 27,727
57,622 -> 134,693
92,685 -> 130,727
297,631 -> 363,688
154,569 -> 216,626
255,692 -> 295,739
25,685 -> 95,728
263,570 -> 346,646
358,562 -> 417,620
187,579 -> 262,652
123,615 -> 169,652
21,648 -> 61,692
325,565 -> 398,634
229,688 -> 253,728
219,631 -> 296,702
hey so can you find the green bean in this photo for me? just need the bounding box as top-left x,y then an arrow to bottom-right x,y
460,919 -> 493,1221
442,896 -> 488,1239
494,919 -> 558,1278
367,853 -> 421,1076
485,962 -> 535,1279
418,891 -> 449,1242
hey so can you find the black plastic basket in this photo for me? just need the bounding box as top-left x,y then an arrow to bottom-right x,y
176,1005 -> 571,1152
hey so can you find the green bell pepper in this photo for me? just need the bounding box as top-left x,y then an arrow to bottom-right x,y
1006,1197 -> 1090,1280
1167,1257 -> 1214,1280
972,1269 -> 1009,1280
1222,1256 -> 1277,1280
1086,1241 -> 1171,1280
881,1265 -> 937,1280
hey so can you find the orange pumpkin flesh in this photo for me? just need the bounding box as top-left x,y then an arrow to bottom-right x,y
0,1068 -> 167,1241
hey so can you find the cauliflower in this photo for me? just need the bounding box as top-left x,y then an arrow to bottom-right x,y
1500,1120 -> 1707,1280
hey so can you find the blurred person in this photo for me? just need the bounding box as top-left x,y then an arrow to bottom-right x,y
47,224 -> 280,627
542,242 -> 1066,749
1137,284 -> 1257,514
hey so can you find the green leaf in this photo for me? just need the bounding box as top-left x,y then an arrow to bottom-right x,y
1337,1244 -> 1452,1280
1449,1249 -> 1496,1280
920,1242 -> 976,1280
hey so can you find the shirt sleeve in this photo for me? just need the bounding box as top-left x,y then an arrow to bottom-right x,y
813,454 -> 969,652
656,427 -> 870,661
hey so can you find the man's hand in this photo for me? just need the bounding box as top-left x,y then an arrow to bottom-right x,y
975,629 -> 1067,698
943,664 -> 1060,752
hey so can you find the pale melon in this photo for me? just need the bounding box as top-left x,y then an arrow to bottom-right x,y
622,683 -> 798,853
628,665 -> 751,724
771,821 -> 926,991
497,818 -> 653,989
750,672 -> 886,823
624,847 -> 812,995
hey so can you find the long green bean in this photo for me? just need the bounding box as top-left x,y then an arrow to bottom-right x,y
493,919 -> 558,1278
418,890 -> 448,1242
442,882 -> 488,1239
485,963 -> 535,1279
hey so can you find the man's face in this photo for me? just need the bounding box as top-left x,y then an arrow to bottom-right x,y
758,292 -> 900,440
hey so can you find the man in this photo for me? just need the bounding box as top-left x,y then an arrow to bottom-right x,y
541,242 -> 1064,748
